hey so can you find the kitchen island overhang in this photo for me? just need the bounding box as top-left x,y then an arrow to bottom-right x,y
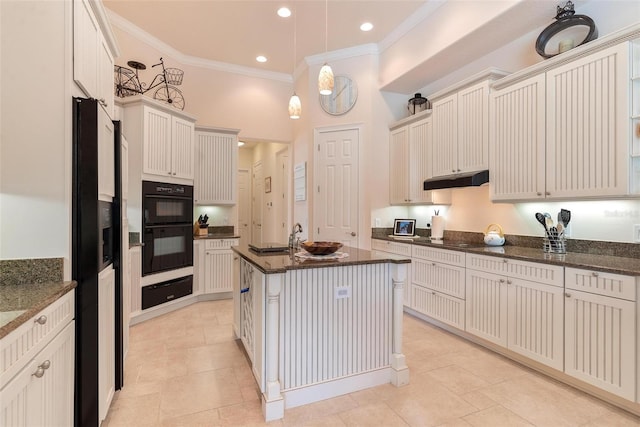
232,245 -> 411,421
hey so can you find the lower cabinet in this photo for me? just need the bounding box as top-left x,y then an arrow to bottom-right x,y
466,256 -> 564,370
194,238 -> 239,295
98,265 -> 115,423
564,267 -> 637,401
410,245 -> 466,330
1,313 -> 75,426
238,258 -> 265,389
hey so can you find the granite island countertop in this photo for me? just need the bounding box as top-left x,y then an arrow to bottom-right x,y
0,281 -> 76,339
233,244 -> 410,274
194,233 -> 240,240
373,236 -> 640,276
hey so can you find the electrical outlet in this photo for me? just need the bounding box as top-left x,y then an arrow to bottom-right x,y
375,218 -> 381,227
634,224 -> 640,243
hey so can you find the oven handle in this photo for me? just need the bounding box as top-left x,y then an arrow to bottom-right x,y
144,223 -> 193,229
144,194 -> 192,201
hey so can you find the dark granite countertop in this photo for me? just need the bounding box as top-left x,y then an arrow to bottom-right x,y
373,236 -> 640,276
233,244 -> 410,274
0,281 -> 76,339
194,233 -> 240,240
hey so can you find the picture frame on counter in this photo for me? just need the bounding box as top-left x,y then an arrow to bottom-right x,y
265,176 -> 272,193
393,219 -> 416,237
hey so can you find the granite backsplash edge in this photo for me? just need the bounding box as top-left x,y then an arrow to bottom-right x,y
0,258 -> 64,286
371,228 -> 640,260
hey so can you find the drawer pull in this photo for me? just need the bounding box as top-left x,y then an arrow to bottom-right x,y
34,315 -> 47,325
506,280 -> 512,285
565,292 -> 571,298
499,279 -> 506,283
39,360 -> 51,370
591,272 -> 599,277
432,291 -> 436,295
32,367 -> 45,378
503,259 -> 508,263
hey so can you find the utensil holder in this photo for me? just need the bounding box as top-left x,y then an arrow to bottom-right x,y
543,236 -> 566,254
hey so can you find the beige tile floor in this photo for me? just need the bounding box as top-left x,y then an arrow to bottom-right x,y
104,300 -> 640,427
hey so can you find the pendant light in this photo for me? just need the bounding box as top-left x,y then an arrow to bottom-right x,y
318,0 -> 334,95
288,5 -> 301,119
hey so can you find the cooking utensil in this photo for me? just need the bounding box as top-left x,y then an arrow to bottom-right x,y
559,209 -> 571,226
535,212 -> 548,231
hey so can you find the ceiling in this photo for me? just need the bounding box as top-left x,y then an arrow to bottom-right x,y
103,0 -> 430,75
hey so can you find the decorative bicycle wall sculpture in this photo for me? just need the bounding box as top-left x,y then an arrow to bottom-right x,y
114,57 -> 186,110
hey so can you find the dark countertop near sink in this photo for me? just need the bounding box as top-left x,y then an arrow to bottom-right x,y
373,235 -> 640,276
0,281 -> 76,339
233,244 -> 410,274
194,233 -> 240,240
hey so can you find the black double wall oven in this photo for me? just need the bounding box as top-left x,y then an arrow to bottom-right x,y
142,180 -> 193,276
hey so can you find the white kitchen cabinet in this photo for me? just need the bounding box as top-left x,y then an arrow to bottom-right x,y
491,42 -> 633,200
203,239 -> 239,294
0,322 -> 75,427
194,127 -> 239,205
129,246 -> 142,316
193,240 -> 204,296
371,239 -> 412,306
238,258 -> 265,390
73,0 -> 118,117
431,75 -> 503,178
564,267 -> 637,401
466,254 -> 564,369
410,246 -> 466,330
0,291 -> 75,427
98,265 -> 115,423
120,96 -> 197,185
98,106 -> 115,202
389,114 -> 451,205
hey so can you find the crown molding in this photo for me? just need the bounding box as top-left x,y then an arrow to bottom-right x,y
107,10 -> 292,83
304,43 -> 379,67
378,0 -> 447,53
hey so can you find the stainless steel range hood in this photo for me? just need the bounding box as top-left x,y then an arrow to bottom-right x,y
423,170 -> 489,190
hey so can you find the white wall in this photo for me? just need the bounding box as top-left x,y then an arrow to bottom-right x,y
0,1 -> 75,275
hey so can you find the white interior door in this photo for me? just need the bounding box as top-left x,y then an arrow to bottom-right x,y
251,162 -> 263,245
275,148 -> 290,243
238,168 -> 251,247
314,127 -> 359,247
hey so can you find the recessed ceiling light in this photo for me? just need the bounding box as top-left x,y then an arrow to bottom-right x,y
277,7 -> 291,18
360,22 -> 373,32
256,55 -> 267,63
238,141 -> 245,147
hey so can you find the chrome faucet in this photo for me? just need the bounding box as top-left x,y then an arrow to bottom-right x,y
288,223 -> 303,248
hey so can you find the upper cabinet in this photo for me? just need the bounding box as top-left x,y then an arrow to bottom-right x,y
389,113 -> 451,205
194,127 -> 239,205
73,0 -> 119,117
120,96 -> 197,184
430,70 -> 508,178
491,36 -> 639,201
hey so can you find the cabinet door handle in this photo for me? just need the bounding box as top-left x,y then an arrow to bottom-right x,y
34,315 -> 47,325
503,259 -> 508,263
499,279 -> 506,283
506,280 -> 512,285
32,367 -> 45,378
432,291 -> 436,295
545,191 -> 551,196
591,272 -> 599,277
39,360 -> 51,370
432,262 -> 437,266
536,192 -> 542,196
565,292 -> 571,298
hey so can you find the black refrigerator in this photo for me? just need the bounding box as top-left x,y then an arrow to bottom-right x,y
72,97 -> 124,427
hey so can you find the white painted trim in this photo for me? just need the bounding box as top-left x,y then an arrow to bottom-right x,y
129,293 -> 232,325
428,67 -> 510,100
89,0 -> 121,57
305,44 -> 379,67
282,368 -> 394,409
106,9 -> 292,83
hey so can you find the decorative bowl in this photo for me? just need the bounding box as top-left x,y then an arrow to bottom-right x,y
300,241 -> 343,255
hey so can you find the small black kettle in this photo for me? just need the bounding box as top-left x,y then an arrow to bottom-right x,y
408,93 -> 430,115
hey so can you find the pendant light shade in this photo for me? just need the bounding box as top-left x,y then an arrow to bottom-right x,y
318,63 -> 334,95
318,0 -> 333,95
288,93 -> 301,119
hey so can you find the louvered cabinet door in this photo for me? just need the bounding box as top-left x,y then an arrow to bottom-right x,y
142,106 -> 172,177
171,116 -> 195,180
546,42 -> 629,198
489,74 -> 546,201
458,80 -> 489,173
408,117 -> 432,203
564,289 -> 635,400
205,249 -> 234,293
412,285 -> 465,330
389,126 -> 409,204
195,130 -> 237,204
465,269 -> 508,346
507,278 -> 564,370
431,93 -> 458,177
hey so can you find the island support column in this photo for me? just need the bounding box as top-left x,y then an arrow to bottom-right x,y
391,263 -> 410,386
262,274 -> 284,421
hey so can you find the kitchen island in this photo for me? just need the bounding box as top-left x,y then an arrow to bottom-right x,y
232,244 -> 411,421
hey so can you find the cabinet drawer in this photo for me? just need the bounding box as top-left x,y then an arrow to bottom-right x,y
411,258 -> 465,299
565,267 -> 637,301
371,239 -> 411,257
412,245 -> 465,267
466,253 -> 563,287
412,285 -> 465,330
1,291 -> 75,386
205,238 -> 239,250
